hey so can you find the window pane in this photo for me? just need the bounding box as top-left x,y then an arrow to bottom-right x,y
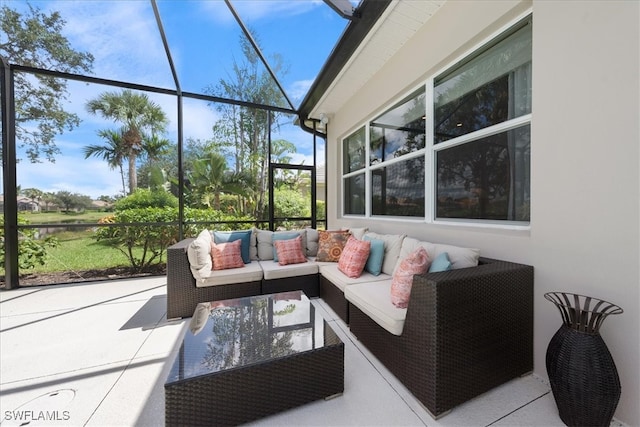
434,23 -> 532,143
436,125 -> 530,221
371,157 -> 425,217
344,174 -> 365,215
343,127 -> 366,173
370,88 -> 426,165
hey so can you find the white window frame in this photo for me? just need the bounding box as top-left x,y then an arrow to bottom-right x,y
340,11 -> 532,230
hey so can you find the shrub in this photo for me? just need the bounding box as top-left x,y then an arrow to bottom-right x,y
114,189 -> 178,210
93,205 -> 255,272
183,208 -> 254,236
0,214 -> 59,271
274,188 -> 311,219
95,207 -> 178,272
316,200 -> 326,220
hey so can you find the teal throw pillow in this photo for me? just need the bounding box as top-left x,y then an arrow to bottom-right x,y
363,236 -> 384,276
429,252 -> 452,273
272,232 -> 302,262
213,230 -> 252,264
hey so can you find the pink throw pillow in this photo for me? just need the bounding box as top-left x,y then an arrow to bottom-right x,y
338,236 -> 371,278
274,235 -> 308,266
390,246 -> 431,308
211,239 -> 245,270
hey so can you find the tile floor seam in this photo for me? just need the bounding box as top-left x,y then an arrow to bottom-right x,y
328,317 -> 429,426
0,359 -> 140,398
0,285 -> 166,333
484,391 -> 552,427
0,288 -> 45,303
84,307 -> 168,426
0,359 -> 142,385
0,308 -> 87,319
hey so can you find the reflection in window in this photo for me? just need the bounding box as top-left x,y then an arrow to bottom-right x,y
343,127 -> 366,173
344,173 -> 365,215
370,88 -> 425,164
371,157 -> 425,217
436,125 -> 530,221
434,23 -> 532,144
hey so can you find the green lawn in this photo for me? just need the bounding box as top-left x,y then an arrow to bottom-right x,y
3,230 -> 159,275
30,230 -> 132,273
20,210 -> 110,224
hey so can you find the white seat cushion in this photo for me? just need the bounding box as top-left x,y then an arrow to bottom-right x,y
195,262 -> 263,288
259,259 -> 319,280
319,264 -> 390,292
345,280 -> 407,336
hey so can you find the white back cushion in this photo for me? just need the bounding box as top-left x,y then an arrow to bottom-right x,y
397,237 -> 480,272
187,229 -> 212,280
362,232 -> 406,275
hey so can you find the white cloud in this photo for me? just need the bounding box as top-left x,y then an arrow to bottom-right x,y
288,143 -> 325,169
199,1 -> 322,25
288,79 -> 314,104
17,156 -> 125,199
181,99 -> 219,142
52,0 -> 174,88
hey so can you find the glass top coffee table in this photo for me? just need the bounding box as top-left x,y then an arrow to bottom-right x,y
165,291 -> 344,426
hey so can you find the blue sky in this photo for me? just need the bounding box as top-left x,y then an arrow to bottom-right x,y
6,0 -> 350,198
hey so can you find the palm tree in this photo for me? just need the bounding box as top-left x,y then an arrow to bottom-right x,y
83,129 -> 127,196
85,89 -> 168,194
22,188 -> 44,210
187,152 -> 234,210
142,134 -> 171,162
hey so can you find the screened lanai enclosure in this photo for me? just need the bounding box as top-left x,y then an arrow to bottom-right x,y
1,0 -> 370,288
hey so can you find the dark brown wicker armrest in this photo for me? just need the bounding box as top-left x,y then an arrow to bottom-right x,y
166,238 -> 197,319
166,238 -> 263,319
402,257 -> 534,417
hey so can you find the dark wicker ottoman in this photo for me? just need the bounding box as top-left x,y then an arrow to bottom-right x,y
165,291 -> 344,426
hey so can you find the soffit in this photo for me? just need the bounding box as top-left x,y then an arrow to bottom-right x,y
309,0 -> 445,121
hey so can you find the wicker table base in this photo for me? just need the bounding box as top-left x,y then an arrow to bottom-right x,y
165,291 -> 344,426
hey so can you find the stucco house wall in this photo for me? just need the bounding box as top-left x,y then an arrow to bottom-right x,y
323,1 -> 639,425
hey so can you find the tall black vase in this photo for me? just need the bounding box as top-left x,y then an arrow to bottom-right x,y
544,292 -> 623,427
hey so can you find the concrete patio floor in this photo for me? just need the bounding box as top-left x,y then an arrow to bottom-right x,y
0,276 -> 614,426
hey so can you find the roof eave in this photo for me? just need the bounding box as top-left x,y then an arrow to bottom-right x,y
298,0 -> 393,122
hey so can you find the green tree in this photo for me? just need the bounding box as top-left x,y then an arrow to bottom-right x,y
55,190 -> 92,212
41,192 -> 58,211
85,89 -> 168,194
0,3 -> 94,162
142,134 -> 171,162
206,30 -> 289,219
187,152 -> 233,210
21,187 -> 44,209
135,134 -> 172,191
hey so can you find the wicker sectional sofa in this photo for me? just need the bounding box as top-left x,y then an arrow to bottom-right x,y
166,228 -> 322,319
166,227 -> 534,418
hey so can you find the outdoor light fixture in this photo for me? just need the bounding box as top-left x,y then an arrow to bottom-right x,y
320,113 -> 329,125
